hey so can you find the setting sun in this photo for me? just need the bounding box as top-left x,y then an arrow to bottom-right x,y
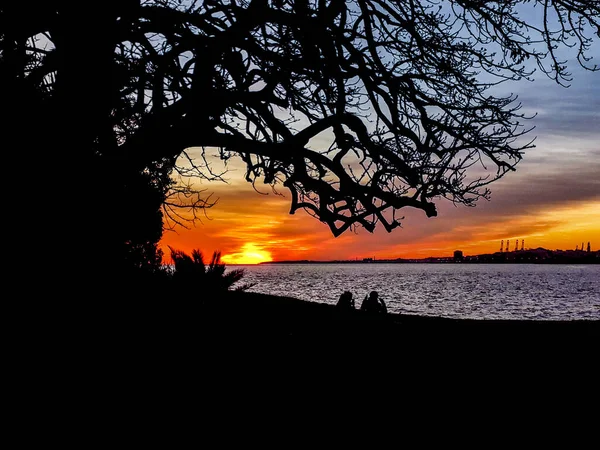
221,243 -> 273,265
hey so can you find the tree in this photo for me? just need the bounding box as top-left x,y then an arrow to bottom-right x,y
3,1 -> 598,278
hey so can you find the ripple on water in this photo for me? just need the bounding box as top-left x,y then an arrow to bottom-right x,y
237,263 -> 600,320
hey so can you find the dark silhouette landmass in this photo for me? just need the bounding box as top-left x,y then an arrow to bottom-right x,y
197,291 -> 598,338
27,278 -> 596,389
118,290 -> 598,371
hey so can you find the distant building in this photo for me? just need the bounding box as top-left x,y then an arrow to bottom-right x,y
453,250 -> 464,261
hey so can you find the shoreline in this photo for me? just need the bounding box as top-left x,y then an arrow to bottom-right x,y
195,291 -> 599,340
30,289 -> 597,377
162,291 -> 598,373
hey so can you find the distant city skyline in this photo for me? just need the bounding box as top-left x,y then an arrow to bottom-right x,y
259,244 -> 599,264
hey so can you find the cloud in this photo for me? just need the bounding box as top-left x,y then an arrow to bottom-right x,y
162,50 -> 600,261
513,64 -> 600,139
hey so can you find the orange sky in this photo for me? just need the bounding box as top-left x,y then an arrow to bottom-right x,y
159,166 -> 600,264
159,65 -> 600,265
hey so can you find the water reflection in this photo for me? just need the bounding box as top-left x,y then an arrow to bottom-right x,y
233,263 -> 600,320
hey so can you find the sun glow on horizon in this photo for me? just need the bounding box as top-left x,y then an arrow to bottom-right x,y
221,242 -> 273,265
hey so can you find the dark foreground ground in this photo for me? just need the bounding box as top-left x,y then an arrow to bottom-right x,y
113,291 -> 599,371
17,289 -> 598,405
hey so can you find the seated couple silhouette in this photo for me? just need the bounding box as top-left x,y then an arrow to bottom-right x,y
336,290 -> 387,314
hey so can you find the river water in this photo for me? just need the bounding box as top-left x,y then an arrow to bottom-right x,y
232,263 -> 600,320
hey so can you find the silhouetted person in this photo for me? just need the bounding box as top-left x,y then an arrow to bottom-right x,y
336,291 -> 355,310
360,291 -> 387,314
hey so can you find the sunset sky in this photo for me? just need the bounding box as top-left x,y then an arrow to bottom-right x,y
159,59 -> 599,264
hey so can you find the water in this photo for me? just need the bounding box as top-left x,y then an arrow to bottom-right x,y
232,263 -> 600,321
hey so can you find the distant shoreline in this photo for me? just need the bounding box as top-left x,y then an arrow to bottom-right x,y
257,259 -> 599,265
192,291 -> 600,356
257,248 -> 599,265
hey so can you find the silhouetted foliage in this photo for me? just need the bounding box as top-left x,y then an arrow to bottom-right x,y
2,1 -> 598,277
169,247 -> 254,293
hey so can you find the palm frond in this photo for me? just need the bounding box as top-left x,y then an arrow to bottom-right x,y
168,247 -> 254,294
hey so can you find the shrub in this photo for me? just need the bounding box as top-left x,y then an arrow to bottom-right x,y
168,247 -> 254,293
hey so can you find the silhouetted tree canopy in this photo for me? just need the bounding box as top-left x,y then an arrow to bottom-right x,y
2,1 -> 598,275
